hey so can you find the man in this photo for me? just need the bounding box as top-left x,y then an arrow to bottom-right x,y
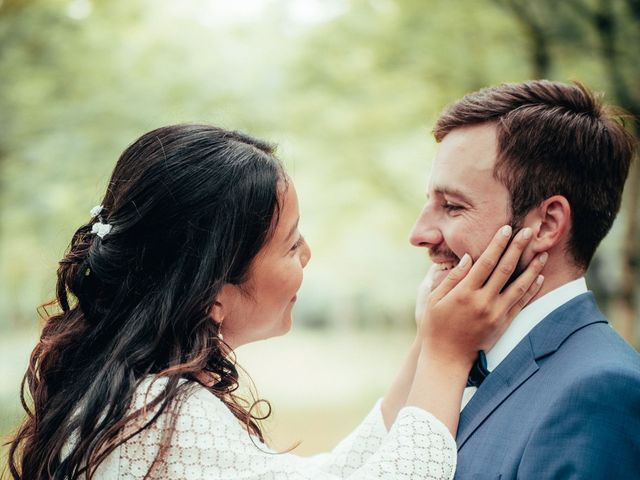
410,80 -> 640,478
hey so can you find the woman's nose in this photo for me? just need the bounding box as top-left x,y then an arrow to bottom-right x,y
301,239 -> 311,267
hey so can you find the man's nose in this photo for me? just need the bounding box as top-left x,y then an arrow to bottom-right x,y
409,208 -> 443,248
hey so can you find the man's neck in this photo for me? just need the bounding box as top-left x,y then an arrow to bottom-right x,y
486,277 -> 588,371
526,264 -> 584,306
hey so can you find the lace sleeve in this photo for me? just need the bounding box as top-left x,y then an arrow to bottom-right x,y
355,406 -> 456,479
108,385 -> 456,479
301,399 -> 389,475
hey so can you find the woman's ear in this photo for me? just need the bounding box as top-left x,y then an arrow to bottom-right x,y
209,301 -> 225,324
527,195 -> 571,253
209,284 -> 239,325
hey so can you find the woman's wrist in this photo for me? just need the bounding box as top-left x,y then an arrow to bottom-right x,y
410,335 -> 423,353
418,339 -> 474,378
405,344 -> 472,434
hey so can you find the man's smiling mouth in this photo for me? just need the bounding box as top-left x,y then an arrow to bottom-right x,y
436,261 -> 457,271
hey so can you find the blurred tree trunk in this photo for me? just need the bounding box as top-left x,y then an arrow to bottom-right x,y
0,0 -> 31,15
624,0 -> 640,348
495,0 -> 551,78
571,0 -> 640,346
620,160 -> 639,343
497,0 -> 639,344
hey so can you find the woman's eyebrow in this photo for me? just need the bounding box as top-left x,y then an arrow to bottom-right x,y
284,217 -> 300,242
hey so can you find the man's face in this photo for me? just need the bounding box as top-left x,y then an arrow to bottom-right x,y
410,123 -> 514,289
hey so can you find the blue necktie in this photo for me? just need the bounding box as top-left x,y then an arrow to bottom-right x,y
467,351 -> 490,388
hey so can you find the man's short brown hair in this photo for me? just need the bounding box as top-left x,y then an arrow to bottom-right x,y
433,80 -> 636,269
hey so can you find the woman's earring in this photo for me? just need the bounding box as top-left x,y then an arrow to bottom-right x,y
209,301 -> 225,341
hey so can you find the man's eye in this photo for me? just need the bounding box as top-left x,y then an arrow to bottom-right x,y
443,202 -> 463,211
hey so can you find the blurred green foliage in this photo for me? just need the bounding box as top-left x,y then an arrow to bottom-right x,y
1,0 -> 638,339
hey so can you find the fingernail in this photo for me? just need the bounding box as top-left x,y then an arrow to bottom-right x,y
501,225 -> 512,237
539,252 -> 549,265
522,228 -> 532,239
458,253 -> 470,268
536,274 -> 544,285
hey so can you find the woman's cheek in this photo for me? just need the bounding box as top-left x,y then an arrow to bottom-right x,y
291,258 -> 305,293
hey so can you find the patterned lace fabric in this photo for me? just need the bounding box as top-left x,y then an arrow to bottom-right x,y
92,379 -> 456,479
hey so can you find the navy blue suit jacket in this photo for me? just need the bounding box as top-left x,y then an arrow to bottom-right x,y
454,292 -> 640,479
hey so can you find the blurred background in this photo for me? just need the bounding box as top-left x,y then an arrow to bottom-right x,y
1,0 -> 638,468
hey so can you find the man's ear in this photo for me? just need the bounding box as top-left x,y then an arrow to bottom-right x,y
526,195 -> 571,253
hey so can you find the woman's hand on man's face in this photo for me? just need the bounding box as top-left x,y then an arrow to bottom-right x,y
415,264 -> 437,331
419,225 -> 548,365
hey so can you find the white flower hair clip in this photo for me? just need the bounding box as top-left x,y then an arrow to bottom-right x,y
91,222 -> 112,238
90,205 -> 104,218
89,204 -> 112,239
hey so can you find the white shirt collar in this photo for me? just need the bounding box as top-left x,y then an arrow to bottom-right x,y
485,277 -> 588,371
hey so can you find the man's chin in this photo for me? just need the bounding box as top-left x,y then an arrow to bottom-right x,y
430,267 -> 452,291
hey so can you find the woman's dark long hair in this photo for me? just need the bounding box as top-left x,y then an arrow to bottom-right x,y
8,124 -> 286,479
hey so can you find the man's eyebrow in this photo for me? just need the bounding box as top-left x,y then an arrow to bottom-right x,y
429,186 -> 474,204
284,217 -> 300,242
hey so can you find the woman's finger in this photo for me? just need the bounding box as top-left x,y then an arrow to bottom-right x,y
504,273 -> 545,320
415,265 -> 437,326
499,252 -> 548,314
477,265 -> 545,352
464,225 -> 513,288
430,253 -> 472,302
483,227 -> 534,295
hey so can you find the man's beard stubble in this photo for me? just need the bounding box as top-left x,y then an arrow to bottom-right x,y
429,216 -> 525,292
502,216 -> 526,291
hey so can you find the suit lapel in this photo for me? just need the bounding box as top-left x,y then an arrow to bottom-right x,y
456,292 -> 607,450
456,338 -> 538,449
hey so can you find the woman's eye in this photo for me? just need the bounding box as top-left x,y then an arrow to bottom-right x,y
291,236 -> 304,251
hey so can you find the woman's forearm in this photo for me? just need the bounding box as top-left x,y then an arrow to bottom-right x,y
380,336 -> 470,435
405,343 -> 471,436
380,337 -> 422,430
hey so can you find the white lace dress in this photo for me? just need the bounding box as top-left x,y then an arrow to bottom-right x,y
89,379 -> 456,479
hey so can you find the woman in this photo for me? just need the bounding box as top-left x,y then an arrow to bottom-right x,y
8,124 -> 546,479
